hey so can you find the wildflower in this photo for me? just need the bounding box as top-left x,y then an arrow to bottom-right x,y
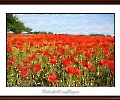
16,65 -> 22,70
62,57 -> 72,66
10,57 -> 16,63
7,61 -> 12,67
72,68 -> 81,76
66,66 -> 74,74
33,64 -> 41,73
87,62 -> 95,71
48,74 -> 57,84
24,63 -> 31,69
20,69 -> 28,77
108,61 -> 114,70
49,58 -> 59,64
84,52 -> 91,58
82,60 -> 87,67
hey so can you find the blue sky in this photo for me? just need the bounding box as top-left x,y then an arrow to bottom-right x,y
14,14 -> 114,35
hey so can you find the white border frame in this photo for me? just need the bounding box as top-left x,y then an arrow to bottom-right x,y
0,5 -> 119,96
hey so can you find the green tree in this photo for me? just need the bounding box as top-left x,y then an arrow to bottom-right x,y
7,14 -> 32,33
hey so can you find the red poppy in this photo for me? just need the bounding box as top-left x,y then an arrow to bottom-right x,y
54,51 -> 59,56
72,68 -> 81,76
7,46 -> 13,53
16,65 -> 22,70
30,41 -> 34,46
98,59 -> 109,66
76,46 -> 83,53
103,59 -> 109,66
108,61 -> 114,70
60,49 -> 66,56
66,66 -> 74,74
98,60 -> 103,66
33,64 -> 41,73
7,61 -> 12,67
87,62 -> 95,71
48,74 -> 57,84
20,69 -> 28,77
28,56 -> 33,61
109,55 -> 114,60
32,53 -> 38,59
24,63 -> 31,69
82,60 -> 87,67
10,57 -> 16,63
84,52 -> 91,58
44,50 -> 51,57
103,48 -> 109,55
23,59 -> 29,64
49,58 -> 59,64
62,57 -> 72,66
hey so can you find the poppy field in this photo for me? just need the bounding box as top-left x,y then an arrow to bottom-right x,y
6,34 -> 115,87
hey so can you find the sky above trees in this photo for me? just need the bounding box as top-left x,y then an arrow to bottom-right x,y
14,14 -> 114,35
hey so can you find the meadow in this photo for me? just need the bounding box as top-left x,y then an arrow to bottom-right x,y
6,34 -> 114,87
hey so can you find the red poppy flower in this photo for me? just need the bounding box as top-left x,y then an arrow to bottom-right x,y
98,60 -> 103,66
7,61 -> 12,67
7,46 -> 13,53
60,49 -> 66,56
109,55 -> 114,60
32,53 -> 38,59
10,57 -> 16,63
23,59 -> 29,64
99,59 -> 109,66
33,64 -> 41,73
87,62 -> 95,71
20,69 -> 28,77
49,58 -> 59,64
24,63 -> 31,69
103,48 -> 109,55
84,52 -> 91,58
44,50 -> 51,57
108,61 -> 114,70
54,51 -> 59,56
76,46 -> 83,53
82,60 -> 87,67
66,66 -> 74,74
98,59 -> 109,66
16,65 -> 22,70
62,58 -> 72,66
30,41 -> 34,46
28,56 -> 33,61
72,68 -> 81,76
48,74 -> 57,84
103,59 -> 109,66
